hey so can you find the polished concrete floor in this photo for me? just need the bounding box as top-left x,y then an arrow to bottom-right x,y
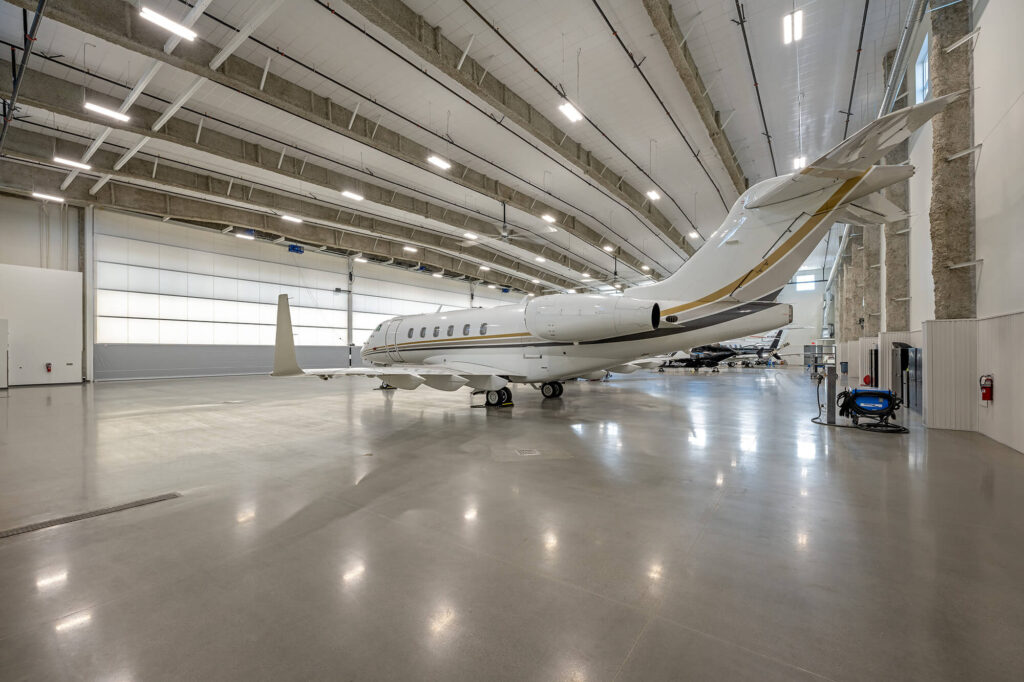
1,369 -> 1023,681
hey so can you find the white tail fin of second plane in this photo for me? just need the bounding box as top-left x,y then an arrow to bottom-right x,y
272,294 -> 304,376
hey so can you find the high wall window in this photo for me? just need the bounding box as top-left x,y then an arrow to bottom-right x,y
94,214 -> 348,346
795,273 -> 816,292
915,34 -> 930,104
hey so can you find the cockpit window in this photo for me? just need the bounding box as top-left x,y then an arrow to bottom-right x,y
462,324 -> 470,336
374,323 -> 382,332
480,323 -> 488,335
419,327 -> 426,338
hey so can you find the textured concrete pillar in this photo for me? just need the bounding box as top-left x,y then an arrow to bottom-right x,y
848,233 -> 866,338
929,0 -> 976,319
862,224 -> 881,336
883,139 -> 910,330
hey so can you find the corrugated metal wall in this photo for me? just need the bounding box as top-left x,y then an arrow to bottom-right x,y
923,319 -> 978,431
976,312 -> 1024,453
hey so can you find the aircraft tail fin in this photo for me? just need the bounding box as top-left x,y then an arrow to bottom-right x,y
272,294 -> 305,376
769,330 -> 783,351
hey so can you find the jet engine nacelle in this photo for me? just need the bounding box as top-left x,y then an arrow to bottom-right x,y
524,294 -> 660,342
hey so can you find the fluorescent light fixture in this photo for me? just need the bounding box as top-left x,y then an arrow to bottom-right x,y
566,289 -> 576,294
541,214 -> 556,223
531,279 -> 540,284
783,10 -> 803,44
793,156 -> 806,169
528,293 -> 535,296
689,231 -> 700,239
140,6 -> 197,41
463,232 -> 478,239
603,245 -> 614,252
235,230 -> 255,240
646,190 -> 660,201
582,272 -> 591,277
272,236 -> 285,243
427,155 -> 451,170
53,156 -> 90,170
432,272 -> 443,278
84,101 -> 130,122
341,190 -> 364,201
479,265 -> 490,271
403,245 -> 418,253
354,257 -> 368,263
318,245 -> 328,251
581,277 -> 592,282
281,214 -> 302,223
487,284 -> 496,289
559,101 -> 583,123
534,256 -> 546,263
31,192 -> 63,202
641,265 -> 650,271
613,283 -> 622,288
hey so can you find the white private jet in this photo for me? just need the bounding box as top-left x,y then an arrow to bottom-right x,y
272,94 -> 959,405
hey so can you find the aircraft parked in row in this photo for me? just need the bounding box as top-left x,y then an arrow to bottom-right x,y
663,330 -> 787,371
272,94 -> 959,405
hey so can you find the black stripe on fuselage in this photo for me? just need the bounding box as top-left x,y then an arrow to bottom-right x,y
363,291 -> 783,358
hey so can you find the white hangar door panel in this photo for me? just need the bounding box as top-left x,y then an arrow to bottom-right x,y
0,264 -> 83,385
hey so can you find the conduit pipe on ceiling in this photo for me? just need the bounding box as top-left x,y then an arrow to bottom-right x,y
826,0 -> 928,297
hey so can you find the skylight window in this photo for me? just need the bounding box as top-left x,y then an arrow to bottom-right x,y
783,10 -> 803,45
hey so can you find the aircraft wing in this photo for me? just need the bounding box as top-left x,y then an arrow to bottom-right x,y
746,91 -> 964,209
270,294 -> 511,391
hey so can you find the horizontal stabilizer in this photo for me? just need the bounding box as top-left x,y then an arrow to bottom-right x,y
833,192 -> 908,225
746,92 -> 961,210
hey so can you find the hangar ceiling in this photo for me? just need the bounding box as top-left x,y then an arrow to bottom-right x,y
0,0 -> 906,292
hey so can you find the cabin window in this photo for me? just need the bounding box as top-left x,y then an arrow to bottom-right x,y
480,323 -> 488,335
419,327 -> 426,338
407,328 -> 413,339
447,325 -> 454,336
463,323 -> 471,336
433,326 -> 440,337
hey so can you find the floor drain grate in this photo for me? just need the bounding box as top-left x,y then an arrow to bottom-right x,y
516,449 -> 541,457
0,492 -> 182,540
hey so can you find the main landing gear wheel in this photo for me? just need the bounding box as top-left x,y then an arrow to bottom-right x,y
541,382 -> 563,398
485,390 -> 502,406
499,387 -> 512,404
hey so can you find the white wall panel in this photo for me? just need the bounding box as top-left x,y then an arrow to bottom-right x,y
923,319 -> 977,431
0,264 -> 82,385
976,312 -> 1024,454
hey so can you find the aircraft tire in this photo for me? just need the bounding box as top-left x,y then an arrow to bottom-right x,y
541,382 -> 559,398
499,387 -> 512,404
486,390 -> 502,406
553,382 -> 564,397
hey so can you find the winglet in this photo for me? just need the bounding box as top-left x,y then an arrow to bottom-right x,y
272,294 -> 305,376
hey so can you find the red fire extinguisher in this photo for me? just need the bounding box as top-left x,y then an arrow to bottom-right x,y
979,375 -> 994,401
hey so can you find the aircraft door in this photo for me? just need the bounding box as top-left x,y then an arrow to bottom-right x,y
384,319 -> 403,362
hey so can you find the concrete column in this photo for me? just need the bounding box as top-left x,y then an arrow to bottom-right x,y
862,224 -> 881,336
847,233 -> 866,339
883,140 -> 910,330
81,205 -> 95,382
929,0 -> 976,319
